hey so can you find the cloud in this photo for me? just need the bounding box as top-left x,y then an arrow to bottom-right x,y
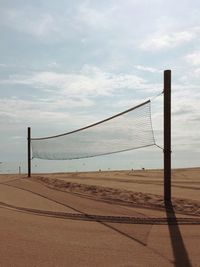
139,30 -> 196,51
0,98 -> 63,123
11,136 -> 24,140
0,2 -> 117,43
185,51 -> 200,66
76,2 -> 116,31
1,7 -> 59,38
134,65 -> 162,73
172,106 -> 196,116
0,96 -> 95,127
47,62 -> 59,69
0,65 -> 152,97
171,89 -> 200,143
194,68 -> 200,75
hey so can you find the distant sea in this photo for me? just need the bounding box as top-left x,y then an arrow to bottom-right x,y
0,157 -> 144,174
0,159 -> 123,174
0,160 -> 74,174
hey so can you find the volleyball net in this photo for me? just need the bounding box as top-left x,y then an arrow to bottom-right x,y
31,100 -> 155,160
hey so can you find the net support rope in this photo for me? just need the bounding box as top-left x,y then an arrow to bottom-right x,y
31,100 -> 156,160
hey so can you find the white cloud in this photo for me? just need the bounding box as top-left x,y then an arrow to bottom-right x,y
0,98 -> 65,123
0,96 -> 94,127
139,30 -> 196,51
194,68 -> 200,75
0,3 -> 116,42
134,65 -> 162,73
0,66 -> 151,97
185,51 -> 200,66
47,62 -> 59,69
76,2 -> 116,31
172,89 -> 200,140
1,8 -> 59,38
11,136 -> 24,140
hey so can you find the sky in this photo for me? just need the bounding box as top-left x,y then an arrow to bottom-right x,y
0,0 -> 200,173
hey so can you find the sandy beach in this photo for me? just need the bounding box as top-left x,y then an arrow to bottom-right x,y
0,168 -> 200,266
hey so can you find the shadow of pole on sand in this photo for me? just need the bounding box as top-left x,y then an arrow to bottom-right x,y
165,201 -> 192,267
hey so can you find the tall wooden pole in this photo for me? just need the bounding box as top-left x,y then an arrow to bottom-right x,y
27,127 -> 31,177
164,70 -> 171,203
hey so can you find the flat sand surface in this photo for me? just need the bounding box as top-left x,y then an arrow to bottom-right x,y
0,168 -> 200,266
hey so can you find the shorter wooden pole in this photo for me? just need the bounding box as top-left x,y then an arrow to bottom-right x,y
28,127 -> 31,177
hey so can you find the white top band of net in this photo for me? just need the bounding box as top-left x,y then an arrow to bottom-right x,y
31,100 -> 155,160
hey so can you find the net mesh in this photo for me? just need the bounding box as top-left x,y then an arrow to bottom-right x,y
31,100 -> 155,160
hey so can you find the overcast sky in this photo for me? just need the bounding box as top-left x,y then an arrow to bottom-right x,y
0,0 -> 200,173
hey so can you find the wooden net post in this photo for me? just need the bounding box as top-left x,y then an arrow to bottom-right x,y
164,70 -> 171,203
27,127 -> 31,177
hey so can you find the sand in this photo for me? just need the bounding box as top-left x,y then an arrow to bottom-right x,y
0,168 -> 200,266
